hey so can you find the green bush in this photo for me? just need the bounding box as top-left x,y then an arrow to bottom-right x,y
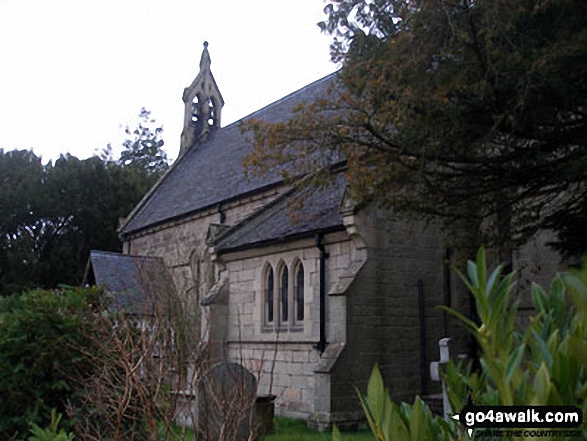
334,364 -> 457,441
339,247 -> 587,441
0,283 -> 194,440
444,248 -> 587,415
0,287 -> 104,440
28,410 -> 75,441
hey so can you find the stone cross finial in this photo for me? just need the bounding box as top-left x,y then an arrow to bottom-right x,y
200,41 -> 211,71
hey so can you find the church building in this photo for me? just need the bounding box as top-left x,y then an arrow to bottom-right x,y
114,42 -> 560,428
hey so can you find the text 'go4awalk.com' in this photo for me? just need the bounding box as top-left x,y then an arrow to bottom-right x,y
451,405 -> 583,438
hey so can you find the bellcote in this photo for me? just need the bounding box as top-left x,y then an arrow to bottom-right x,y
180,41 -> 224,156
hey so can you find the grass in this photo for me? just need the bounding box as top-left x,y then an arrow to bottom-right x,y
263,417 -> 373,441
167,416 -> 373,440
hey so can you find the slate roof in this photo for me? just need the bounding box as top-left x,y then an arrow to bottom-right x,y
120,72 -> 338,236
214,173 -> 347,253
84,251 -> 175,315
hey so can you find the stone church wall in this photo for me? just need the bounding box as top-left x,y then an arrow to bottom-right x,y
123,187 -> 283,294
317,206 -> 467,428
219,232 -> 357,419
322,208 -> 565,427
122,186 -> 564,429
121,187 -> 283,345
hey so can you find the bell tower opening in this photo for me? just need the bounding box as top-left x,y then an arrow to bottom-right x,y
208,98 -> 216,127
191,94 -> 200,123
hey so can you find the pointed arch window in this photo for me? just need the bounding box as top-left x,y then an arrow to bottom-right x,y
208,98 -> 216,127
295,263 -> 304,321
281,266 -> 289,323
191,94 -> 201,123
266,267 -> 274,323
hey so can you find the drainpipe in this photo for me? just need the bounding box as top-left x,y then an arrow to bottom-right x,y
443,248 -> 452,337
314,234 -> 328,354
418,279 -> 427,395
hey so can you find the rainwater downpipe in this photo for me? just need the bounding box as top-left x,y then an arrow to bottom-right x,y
443,248 -> 453,337
418,279 -> 427,395
314,234 -> 328,354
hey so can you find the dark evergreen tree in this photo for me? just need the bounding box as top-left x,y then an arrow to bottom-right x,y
0,118 -> 166,295
245,0 -> 587,256
0,150 -> 45,294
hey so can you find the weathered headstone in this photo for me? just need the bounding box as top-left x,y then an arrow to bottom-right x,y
196,362 -> 257,441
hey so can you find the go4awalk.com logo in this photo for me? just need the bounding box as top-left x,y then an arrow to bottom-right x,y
451,406 -> 583,438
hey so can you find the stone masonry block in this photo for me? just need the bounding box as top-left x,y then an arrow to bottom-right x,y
292,351 -> 310,363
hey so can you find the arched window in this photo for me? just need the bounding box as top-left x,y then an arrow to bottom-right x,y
281,265 -> 289,322
266,267 -> 274,323
295,263 -> 304,321
208,98 -> 216,127
191,94 -> 201,123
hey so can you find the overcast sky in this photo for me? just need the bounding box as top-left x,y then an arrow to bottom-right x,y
0,0 -> 338,163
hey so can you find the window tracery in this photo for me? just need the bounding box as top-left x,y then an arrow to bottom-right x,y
261,258 -> 306,332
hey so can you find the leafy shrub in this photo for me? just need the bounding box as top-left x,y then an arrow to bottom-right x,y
335,364 -> 457,441
28,410 -> 75,441
338,247 -> 587,440
0,281 -> 198,441
0,287 -> 104,440
444,248 -> 587,418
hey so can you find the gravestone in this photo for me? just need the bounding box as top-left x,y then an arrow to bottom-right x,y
196,362 -> 257,441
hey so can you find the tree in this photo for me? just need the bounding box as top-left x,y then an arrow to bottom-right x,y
0,285 -> 184,441
0,108 -> 169,295
0,150 -> 161,295
245,0 -> 587,256
118,107 -> 168,175
39,154 -> 158,287
0,109 -> 167,295
0,150 -> 46,294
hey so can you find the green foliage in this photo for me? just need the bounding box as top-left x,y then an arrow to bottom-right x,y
246,0 -> 587,256
335,365 -> 457,441
118,107 -> 168,175
443,248 -> 587,420
0,107 -> 168,295
0,285 -> 173,440
0,147 -> 162,295
28,410 -> 75,441
342,247 -> 587,440
0,287 -> 104,440
0,149 -> 46,294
